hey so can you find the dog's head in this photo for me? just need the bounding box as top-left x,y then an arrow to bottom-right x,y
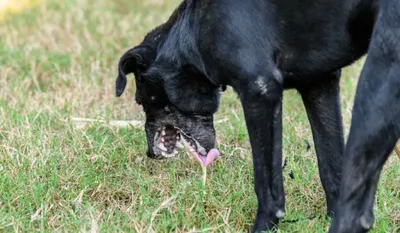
116,46 -> 221,166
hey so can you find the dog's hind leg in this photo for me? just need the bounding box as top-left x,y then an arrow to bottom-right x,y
329,1 -> 400,232
298,71 -> 344,217
233,67 -> 285,233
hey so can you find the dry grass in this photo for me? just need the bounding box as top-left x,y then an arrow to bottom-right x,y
0,0 -> 399,232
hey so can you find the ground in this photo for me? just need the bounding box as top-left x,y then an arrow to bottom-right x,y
0,0 -> 399,232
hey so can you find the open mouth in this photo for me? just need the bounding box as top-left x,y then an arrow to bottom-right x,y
152,125 -> 219,167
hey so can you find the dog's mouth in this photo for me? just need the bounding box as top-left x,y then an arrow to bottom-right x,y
152,125 -> 219,167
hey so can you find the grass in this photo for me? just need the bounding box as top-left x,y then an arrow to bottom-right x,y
0,0 -> 399,232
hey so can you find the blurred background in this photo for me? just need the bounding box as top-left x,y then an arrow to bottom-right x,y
0,0 -> 399,232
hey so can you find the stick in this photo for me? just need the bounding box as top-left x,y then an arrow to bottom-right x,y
202,166 -> 207,202
70,117 -> 228,129
70,117 -> 143,129
202,166 -> 207,186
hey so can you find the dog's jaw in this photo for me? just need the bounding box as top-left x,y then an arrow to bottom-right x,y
152,125 -> 180,158
153,125 -> 219,167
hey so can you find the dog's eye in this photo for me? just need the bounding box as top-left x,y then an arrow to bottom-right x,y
136,99 -> 142,105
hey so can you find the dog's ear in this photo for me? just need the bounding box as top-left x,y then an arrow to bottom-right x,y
116,46 -> 156,97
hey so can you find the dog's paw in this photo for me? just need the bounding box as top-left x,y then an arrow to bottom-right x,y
251,212 -> 280,233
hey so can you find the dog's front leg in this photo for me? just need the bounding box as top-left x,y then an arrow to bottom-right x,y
236,74 -> 285,233
298,71 -> 344,217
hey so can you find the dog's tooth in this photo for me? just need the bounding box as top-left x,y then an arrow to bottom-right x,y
176,141 -> 184,148
161,137 -> 165,142
161,130 -> 166,136
158,143 -> 167,151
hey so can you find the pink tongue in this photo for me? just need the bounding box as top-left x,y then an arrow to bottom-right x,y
198,149 -> 220,167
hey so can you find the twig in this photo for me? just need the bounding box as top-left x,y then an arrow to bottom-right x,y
70,117 -> 143,129
70,117 -> 229,129
202,166 -> 207,187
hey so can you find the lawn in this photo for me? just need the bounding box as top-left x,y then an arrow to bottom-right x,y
0,0 -> 399,232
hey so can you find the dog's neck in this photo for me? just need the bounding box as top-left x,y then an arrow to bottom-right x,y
141,0 -> 190,50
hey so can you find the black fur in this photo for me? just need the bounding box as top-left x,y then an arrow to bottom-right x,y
116,0 -> 400,232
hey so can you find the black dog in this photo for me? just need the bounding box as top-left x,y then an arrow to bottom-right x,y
116,0 -> 399,232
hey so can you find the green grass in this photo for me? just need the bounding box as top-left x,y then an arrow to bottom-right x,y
0,0 -> 399,232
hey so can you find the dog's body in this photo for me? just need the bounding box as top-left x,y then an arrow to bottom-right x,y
116,0 -> 400,232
